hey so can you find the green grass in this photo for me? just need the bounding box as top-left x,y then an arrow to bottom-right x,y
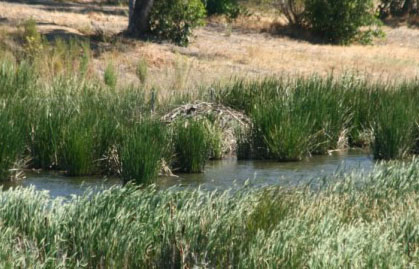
120,119 -> 169,184
372,87 -> 418,160
59,116 -> 98,176
0,102 -> 25,180
104,62 -> 118,89
215,76 -> 419,161
251,99 -> 316,161
173,119 -> 212,172
0,159 -> 417,267
0,46 -> 418,181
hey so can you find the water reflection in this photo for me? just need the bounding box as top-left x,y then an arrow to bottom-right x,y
2,150 -> 374,198
160,150 -> 374,190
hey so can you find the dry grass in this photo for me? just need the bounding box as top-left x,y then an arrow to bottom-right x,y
0,0 -> 418,91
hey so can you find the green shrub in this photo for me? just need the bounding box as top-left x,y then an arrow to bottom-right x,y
173,119 -> 211,172
204,0 -> 241,19
120,120 -> 168,184
149,0 -> 206,46
304,0 -> 382,44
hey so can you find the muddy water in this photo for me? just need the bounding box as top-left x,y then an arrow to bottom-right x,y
2,150 -> 374,198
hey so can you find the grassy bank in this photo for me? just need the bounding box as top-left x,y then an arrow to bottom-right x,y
0,56 -> 419,181
0,159 -> 418,267
0,35 -> 418,182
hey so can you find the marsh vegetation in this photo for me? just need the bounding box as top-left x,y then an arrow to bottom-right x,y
0,41 -> 418,183
0,160 -> 418,267
0,1 -> 418,267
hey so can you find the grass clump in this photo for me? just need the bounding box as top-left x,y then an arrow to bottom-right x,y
59,117 -> 98,176
19,19 -> 44,57
136,58 -> 148,85
207,121 -> 224,160
372,88 -> 418,160
120,120 -> 169,184
251,99 -> 315,161
0,103 -> 25,180
104,62 -> 117,89
173,119 -> 211,172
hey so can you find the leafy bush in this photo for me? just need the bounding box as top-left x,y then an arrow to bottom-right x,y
204,0 -> 241,19
149,0 -> 206,46
304,0 -> 382,44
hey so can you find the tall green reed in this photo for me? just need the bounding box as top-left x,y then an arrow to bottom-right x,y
120,119 -> 169,184
217,76 -> 419,160
0,102 -> 25,180
293,76 -> 351,154
372,86 -> 418,160
173,119 -> 211,172
251,98 -> 316,161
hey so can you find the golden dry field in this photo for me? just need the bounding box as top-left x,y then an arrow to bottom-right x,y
1,0 -> 418,90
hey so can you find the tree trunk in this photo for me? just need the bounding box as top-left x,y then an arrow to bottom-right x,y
127,0 -> 155,37
402,0 -> 414,15
128,0 -> 135,27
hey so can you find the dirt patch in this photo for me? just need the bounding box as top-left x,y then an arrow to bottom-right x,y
0,0 -> 418,89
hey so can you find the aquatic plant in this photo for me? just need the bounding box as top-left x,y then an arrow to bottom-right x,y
173,119 -> 211,172
293,76 -> 351,154
251,96 -> 316,161
1,51 -> 419,183
372,87 -> 418,160
59,116 -> 98,176
120,120 -> 169,184
0,103 -> 25,180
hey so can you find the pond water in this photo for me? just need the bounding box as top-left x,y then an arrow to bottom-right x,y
2,150 -> 374,198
